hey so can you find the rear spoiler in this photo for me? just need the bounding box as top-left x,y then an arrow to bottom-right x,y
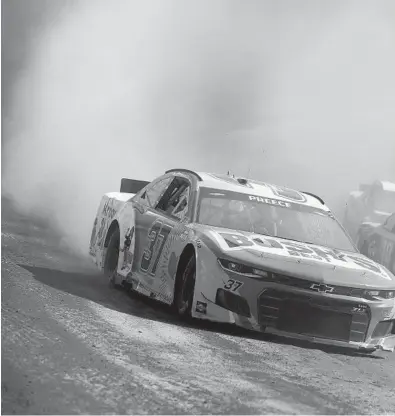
120,178 -> 150,194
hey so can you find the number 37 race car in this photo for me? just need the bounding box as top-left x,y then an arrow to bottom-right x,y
89,169 -> 395,353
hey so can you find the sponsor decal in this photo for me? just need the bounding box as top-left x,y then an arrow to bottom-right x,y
102,199 -> 116,219
196,239 -> 202,248
121,226 -> 135,271
178,226 -> 194,242
351,304 -> 368,314
248,195 -> 291,208
196,301 -> 207,314
346,255 -> 382,274
96,217 -> 107,248
200,187 -> 327,215
284,242 -> 347,263
220,233 -> 254,248
217,232 -> 389,277
89,217 -> 98,254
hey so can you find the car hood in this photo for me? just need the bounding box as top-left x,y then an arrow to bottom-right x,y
365,210 -> 392,225
195,224 -> 395,289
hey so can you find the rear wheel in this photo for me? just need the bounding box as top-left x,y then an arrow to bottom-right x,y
175,255 -> 196,318
103,228 -> 121,288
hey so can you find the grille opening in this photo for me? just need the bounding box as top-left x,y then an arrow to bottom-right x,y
216,289 -> 251,318
258,289 -> 370,342
277,300 -> 352,341
372,320 -> 395,339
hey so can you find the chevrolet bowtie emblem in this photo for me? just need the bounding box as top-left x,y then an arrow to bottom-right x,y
310,283 -> 335,293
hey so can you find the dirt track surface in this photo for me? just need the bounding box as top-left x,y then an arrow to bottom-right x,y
2,199 -> 395,415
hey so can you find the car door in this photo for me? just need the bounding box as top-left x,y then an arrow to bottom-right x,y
358,189 -> 372,223
115,176 -> 173,280
345,189 -> 369,239
129,175 -> 174,280
366,213 -> 395,270
134,175 -> 193,297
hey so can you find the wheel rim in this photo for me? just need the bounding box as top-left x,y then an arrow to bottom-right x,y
368,240 -> 377,258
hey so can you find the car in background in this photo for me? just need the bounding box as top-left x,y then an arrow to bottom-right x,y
357,212 -> 395,275
344,180 -> 395,242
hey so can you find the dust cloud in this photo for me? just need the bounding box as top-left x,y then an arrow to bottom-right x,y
2,0 -> 395,255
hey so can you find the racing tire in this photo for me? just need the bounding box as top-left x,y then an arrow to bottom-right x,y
367,238 -> 378,260
103,228 -> 121,289
174,255 -> 196,318
359,238 -> 369,255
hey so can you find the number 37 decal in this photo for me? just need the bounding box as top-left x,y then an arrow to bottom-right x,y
141,220 -> 172,276
224,279 -> 244,292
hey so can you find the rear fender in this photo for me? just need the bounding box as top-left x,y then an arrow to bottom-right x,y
89,193 -> 129,270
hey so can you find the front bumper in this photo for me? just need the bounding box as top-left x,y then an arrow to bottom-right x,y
263,327 -> 395,353
194,278 -> 395,353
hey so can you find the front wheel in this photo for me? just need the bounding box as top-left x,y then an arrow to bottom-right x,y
367,238 -> 378,260
103,228 -> 121,288
175,255 -> 196,318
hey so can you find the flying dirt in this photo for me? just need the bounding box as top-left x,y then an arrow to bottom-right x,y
2,2 -> 395,414
2,196 -> 395,414
2,0 -> 395,256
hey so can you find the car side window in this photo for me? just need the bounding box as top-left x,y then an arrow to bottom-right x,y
171,186 -> 190,220
156,177 -> 191,221
140,177 -> 172,208
383,214 -> 395,233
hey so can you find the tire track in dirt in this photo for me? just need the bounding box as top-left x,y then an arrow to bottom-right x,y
2,205 -> 395,414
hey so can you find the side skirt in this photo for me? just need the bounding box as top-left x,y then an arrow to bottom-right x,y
118,273 -> 173,305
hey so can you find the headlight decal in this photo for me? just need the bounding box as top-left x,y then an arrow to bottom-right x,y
218,259 -> 270,279
363,290 -> 395,300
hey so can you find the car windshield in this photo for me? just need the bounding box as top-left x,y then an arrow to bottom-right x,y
373,191 -> 395,213
197,188 -> 356,252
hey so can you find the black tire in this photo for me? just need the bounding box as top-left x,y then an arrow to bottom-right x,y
359,237 -> 368,255
103,228 -> 121,288
367,238 -> 378,261
174,255 -> 196,318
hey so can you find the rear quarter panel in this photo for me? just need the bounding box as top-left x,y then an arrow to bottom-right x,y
89,192 -> 133,269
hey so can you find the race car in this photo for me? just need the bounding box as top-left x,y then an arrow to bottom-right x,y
344,180 -> 395,242
357,212 -> 395,275
89,169 -> 395,353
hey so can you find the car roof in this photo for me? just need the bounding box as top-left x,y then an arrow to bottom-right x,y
379,181 -> 395,192
165,169 -> 329,211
